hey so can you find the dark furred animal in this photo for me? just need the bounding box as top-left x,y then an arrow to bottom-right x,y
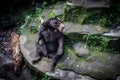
32,18 -> 65,71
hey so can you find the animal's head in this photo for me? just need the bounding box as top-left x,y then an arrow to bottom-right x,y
42,17 -> 65,32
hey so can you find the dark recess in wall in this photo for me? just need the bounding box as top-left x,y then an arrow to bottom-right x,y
0,0 -> 31,14
0,0 -> 32,30
0,0 -> 53,30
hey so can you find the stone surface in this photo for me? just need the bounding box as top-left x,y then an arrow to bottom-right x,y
19,1 -> 120,79
40,2 -> 65,21
20,28 -> 120,80
36,1 -> 111,35
73,42 -> 90,58
66,0 -> 111,9
0,30 -> 32,80
20,29 -> 96,80
103,26 -> 120,38
117,76 -> 120,80
46,69 -> 96,80
64,22 -> 109,34
53,2 -> 66,16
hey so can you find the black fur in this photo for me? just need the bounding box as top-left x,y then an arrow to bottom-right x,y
32,18 -> 64,71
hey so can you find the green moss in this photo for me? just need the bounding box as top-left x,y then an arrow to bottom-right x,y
64,6 -> 86,24
90,47 -> 104,55
65,33 -> 113,52
28,65 -> 51,80
83,8 -> 120,27
64,5 -> 120,27
29,25 -> 40,34
65,33 -> 82,47
78,14 -> 86,24
17,15 -> 32,35
57,14 -> 65,21
67,33 -> 116,52
35,8 -> 43,17
81,34 -> 112,51
49,11 -> 55,18
64,46 -> 86,61
57,63 -> 65,69
88,47 -> 110,61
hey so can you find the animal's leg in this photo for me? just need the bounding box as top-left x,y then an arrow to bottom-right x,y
50,54 -> 61,71
32,44 -> 43,64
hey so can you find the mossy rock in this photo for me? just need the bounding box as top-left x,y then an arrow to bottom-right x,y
20,27 -> 120,80
66,0 -> 111,8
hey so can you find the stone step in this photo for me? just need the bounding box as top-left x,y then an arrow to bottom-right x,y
20,28 -> 120,80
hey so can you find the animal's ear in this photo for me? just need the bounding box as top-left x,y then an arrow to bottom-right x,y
55,17 -> 61,21
42,20 -> 50,28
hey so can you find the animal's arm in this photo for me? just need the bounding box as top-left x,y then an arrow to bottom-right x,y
35,26 -> 44,44
56,34 -> 64,55
50,34 -> 64,71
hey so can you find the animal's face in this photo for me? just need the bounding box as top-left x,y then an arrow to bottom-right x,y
49,18 -> 65,32
57,22 -> 65,32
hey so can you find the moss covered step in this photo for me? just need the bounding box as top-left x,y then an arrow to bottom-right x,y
103,26 -> 120,37
64,22 -> 108,34
66,0 -> 111,8
39,2 -> 66,21
20,27 -> 120,80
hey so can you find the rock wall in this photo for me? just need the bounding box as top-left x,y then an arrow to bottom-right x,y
0,30 -> 32,80
66,0 -> 111,8
19,1 -> 120,80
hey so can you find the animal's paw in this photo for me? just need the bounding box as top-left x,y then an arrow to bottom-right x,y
50,63 -> 54,72
32,57 -> 41,64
